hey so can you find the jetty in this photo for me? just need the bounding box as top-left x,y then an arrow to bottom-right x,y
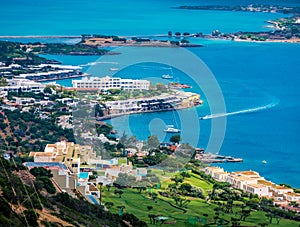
194,149 -> 243,163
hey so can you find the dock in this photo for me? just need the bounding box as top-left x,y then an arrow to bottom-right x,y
194,150 -> 243,163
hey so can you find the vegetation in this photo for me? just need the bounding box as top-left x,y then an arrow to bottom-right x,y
0,157 -> 146,226
170,134 -> 181,143
32,43 -> 109,55
30,167 -> 56,194
0,107 -> 75,154
101,165 -> 300,227
0,41 -> 49,66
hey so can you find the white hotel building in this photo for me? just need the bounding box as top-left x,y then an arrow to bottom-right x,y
72,76 -> 150,91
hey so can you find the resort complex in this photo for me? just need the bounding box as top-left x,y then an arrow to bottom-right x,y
0,62 -> 82,82
205,166 -> 300,205
72,76 -> 151,91
105,91 -> 202,116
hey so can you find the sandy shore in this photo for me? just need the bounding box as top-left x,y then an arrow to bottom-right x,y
234,38 -> 300,43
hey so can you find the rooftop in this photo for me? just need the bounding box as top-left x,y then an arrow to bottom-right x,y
285,192 -> 300,197
257,179 -> 274,186
273,185 -> 292,190
247,183 -> 268,189
236,171 -> 259,176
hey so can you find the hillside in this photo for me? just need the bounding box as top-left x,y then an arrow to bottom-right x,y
100,166 -> 300,227
0,157 -> 146,227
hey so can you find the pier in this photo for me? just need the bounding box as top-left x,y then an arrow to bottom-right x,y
194,150 -> 243,163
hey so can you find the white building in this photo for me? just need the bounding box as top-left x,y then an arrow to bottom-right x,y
271,185 -> 294,195
204,166 -> 229,182
72,76 -> 150,91
284,192 -> 300,202
0,78 -> 46,93
15,97 -> 35,106
244,183 -> 270,197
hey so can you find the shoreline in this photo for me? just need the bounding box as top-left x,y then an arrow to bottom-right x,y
96,105 -> 197,121
0,35 -> 81,39
0,31 -> 300,45
37,74 -> 87,82
2,34 -> 300,46
233,37 -> 300,43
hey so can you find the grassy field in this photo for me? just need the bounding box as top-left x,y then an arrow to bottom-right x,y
100,172 -> 300,226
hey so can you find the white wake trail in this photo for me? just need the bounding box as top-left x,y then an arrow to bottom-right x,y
79,61 -> 119,67
201,101 -> 279,120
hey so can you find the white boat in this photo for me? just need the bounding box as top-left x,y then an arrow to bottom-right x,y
200,113 -> 226,120
262,160 -> 267,164
110,67 -> 119,71
163,125 -> 180,133
162,74 -> 173,79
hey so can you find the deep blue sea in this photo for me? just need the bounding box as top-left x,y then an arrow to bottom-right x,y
1,0 -> 300,187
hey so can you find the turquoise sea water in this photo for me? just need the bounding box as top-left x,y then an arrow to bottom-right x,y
0,0 -> 293,36
1,0 -> 300,187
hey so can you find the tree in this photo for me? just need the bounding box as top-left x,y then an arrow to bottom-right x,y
155,83 -> 167,92
150,192 -> 158,202
38,176 -> 56,194
240,209 -> 251,221
114,173 -> 136,187
266,213 -> 274,224
171,175 -> 184,185
30,167 -> 53,178
24,209 -> 39,227
180,183 -> 192,193
114,189 -> 124,198
147,135 -> 159,150
147,205 -> 153,211
96,123 -> 113,136
125,135 -> 138,148
105,202 -> 114,209
119,131 -> 127,145
43,86 -> 52,94
95,103 -> 104,117
0,78 -> 8,87
170,134 -> 181,143
173,196 -> 190,207
275,215 -> 282,224
134,181 -> 147,193
231,217 -> 240,227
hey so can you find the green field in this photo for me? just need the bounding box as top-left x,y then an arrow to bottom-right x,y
100,171 -> 300,226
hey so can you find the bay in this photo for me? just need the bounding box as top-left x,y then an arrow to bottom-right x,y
1,0 -> 300,187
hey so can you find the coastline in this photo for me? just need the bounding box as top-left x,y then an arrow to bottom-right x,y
233,37 -> 300,43
36,74 -> 87,82
96,104 -> 201,121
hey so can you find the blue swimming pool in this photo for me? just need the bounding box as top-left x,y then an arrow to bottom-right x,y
87,195 -> 99,205
78,172 -> 89,179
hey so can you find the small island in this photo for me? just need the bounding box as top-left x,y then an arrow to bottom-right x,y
174,4 -> 300,43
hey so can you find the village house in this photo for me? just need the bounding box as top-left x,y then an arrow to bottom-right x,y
204,166 -> 229,182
